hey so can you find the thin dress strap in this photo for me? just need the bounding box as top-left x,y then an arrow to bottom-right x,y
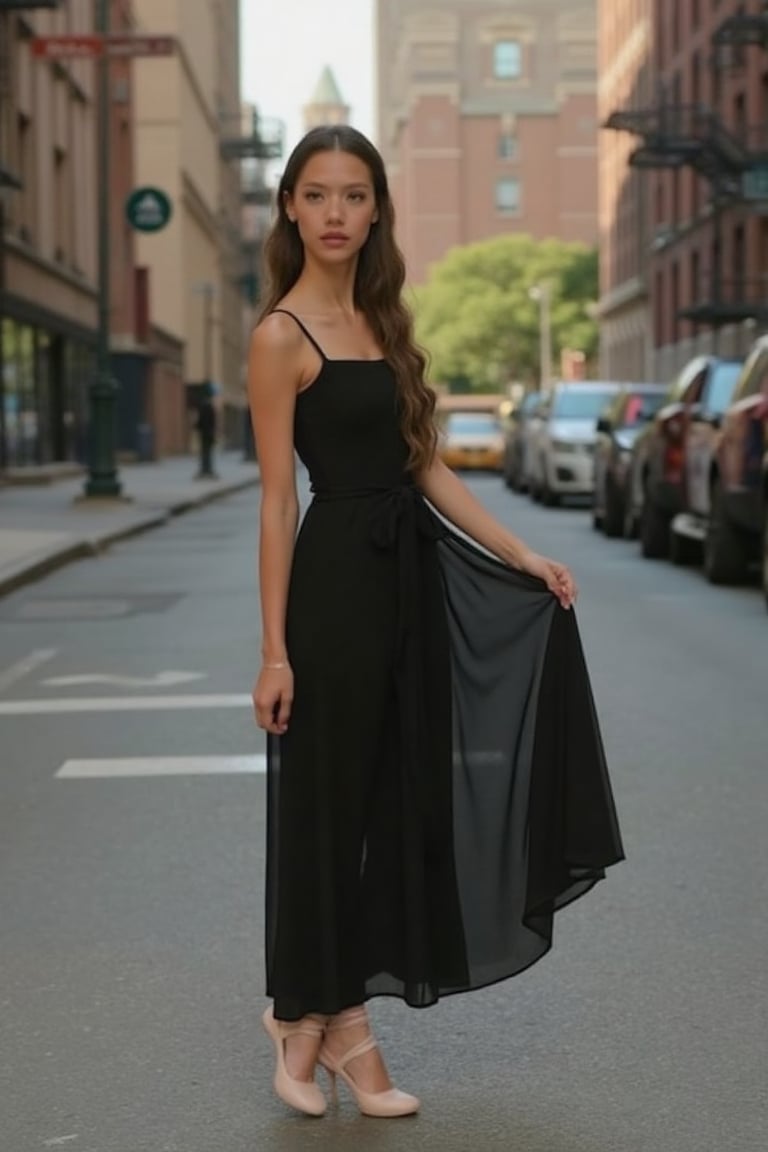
270,309 -> 327,361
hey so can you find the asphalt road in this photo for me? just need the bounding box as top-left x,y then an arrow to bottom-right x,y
1,471 -> 766,1152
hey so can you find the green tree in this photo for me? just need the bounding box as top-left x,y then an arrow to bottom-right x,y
412,234 -> 598,391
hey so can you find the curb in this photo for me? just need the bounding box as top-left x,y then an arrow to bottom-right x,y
0,473 -> 259,599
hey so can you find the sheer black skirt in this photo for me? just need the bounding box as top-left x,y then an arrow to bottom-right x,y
265,505 -> 624,1021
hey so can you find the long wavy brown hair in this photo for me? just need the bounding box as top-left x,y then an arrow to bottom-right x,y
258,125 -> 437,472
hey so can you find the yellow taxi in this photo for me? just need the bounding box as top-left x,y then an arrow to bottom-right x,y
438,408 -> 506,471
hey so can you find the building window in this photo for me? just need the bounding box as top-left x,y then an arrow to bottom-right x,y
496,177 -> 521,214
732,223 -> 745,294
16,113 -> 34,242
498,132 -> 518,160
494,40 -> 522,80
655,270 -> 665,347
690,250 -> 701,323
53,147 -> 67,263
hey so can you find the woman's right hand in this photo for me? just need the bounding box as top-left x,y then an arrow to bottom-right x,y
252,664 -> 294,735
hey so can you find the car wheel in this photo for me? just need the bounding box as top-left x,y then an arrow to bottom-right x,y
622,476 -> 638,539
541,477 -> 559,507
639,491 -> 670,559
705,477 -> 748,585
513,458 -> 528,493
603,476 -> 624,538
592,505 -> 604,532
669,529 -> 700,566
538,458 -> 558,507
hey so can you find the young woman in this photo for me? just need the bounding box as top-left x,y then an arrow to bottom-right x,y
248,125 -> 624,1120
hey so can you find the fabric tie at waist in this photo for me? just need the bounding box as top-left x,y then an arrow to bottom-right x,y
311,483 -> 444,657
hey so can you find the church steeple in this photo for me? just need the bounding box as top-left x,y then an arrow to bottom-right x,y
303,66 -> 350,130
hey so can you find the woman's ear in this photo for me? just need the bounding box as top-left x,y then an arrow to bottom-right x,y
284,191 -> 296,223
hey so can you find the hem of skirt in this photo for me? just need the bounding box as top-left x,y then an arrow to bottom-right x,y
267,873 -> 608,1021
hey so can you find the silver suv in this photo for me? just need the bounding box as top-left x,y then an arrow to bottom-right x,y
528,381 -> 622,506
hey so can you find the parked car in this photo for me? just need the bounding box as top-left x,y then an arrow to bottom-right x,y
625,355 -> 743,557
667,359 -> 744,566
527,381 -> 621,506
592,384 -> 667,536
438,410 -> 505,472
502,391 -> 542,490
666,338 -> 767,586
762,467 -> 768,610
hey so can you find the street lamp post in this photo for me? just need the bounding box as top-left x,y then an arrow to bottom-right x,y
83,0 -> 122,498
529,283 -> 552,393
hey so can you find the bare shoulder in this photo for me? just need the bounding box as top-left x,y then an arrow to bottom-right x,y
248,312 -> 308,407
249,310 -> 305,359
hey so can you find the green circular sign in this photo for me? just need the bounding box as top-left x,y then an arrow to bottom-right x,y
125,187 -> 173,233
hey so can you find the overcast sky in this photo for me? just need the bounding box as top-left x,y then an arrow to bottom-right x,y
239,0 -> 376,163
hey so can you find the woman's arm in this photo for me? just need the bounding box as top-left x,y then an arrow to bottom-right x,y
416,455 -> 577,608
247,315 -> 303,666
416,456 -> 529,567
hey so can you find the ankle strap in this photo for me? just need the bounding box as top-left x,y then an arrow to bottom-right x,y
326,1008 -> 368,1032
279,1015 -> 326,1039
331,1034 -> 378,1072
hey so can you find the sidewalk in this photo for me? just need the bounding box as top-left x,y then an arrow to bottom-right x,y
0,451 -> 260,597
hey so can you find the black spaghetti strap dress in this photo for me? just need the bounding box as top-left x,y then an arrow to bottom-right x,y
262,310 -> 624,1022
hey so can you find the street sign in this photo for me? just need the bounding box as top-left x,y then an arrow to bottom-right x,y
31,35 -> 176,60
125,187 -> 173,233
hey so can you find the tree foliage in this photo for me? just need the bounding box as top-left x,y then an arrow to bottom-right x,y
412,234 -> 599,391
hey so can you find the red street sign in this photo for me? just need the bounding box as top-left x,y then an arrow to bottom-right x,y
103,35 -> 176,58
31,35 -> 176,60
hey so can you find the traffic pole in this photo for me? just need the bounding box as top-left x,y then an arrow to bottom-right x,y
83,0 -> 122,498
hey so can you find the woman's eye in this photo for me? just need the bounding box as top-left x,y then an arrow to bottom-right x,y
305,191 -> 322,202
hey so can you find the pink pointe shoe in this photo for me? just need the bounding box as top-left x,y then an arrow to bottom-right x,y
262,1005 -> 327,1117
318,1008 -> 420,1118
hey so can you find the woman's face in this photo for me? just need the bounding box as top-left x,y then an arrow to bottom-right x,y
285,149 -> 379,264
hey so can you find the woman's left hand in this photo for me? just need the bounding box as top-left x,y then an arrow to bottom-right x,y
516,548 -> 578,610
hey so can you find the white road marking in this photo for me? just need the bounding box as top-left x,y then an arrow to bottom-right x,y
57,755 -> 267,778
41,671 -> 208,689
0,649 -> 57,693
0,694 -> 252,716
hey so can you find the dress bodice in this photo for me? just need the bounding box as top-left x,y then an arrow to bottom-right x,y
294,359 -> 411,493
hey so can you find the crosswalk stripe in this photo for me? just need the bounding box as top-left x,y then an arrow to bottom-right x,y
56,755 -> 267,778
0,694 -> 252,716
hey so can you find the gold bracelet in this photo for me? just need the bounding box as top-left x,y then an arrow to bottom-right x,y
263,660 -> 289,670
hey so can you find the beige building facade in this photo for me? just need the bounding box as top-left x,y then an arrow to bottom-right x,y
376,0 -> 599,285
1,0 -> 99,470
132,0 -> 243,433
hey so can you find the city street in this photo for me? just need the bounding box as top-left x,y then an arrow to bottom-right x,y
1,472 -> 766,1152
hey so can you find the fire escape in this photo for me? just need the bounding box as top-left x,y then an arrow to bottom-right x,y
603,3 -> 768,329
220,110 -> 284,306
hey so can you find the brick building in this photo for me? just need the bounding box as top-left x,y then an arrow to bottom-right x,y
376,0 -> 599,285
600,0 -> 768,383
596,0 -> 654,382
